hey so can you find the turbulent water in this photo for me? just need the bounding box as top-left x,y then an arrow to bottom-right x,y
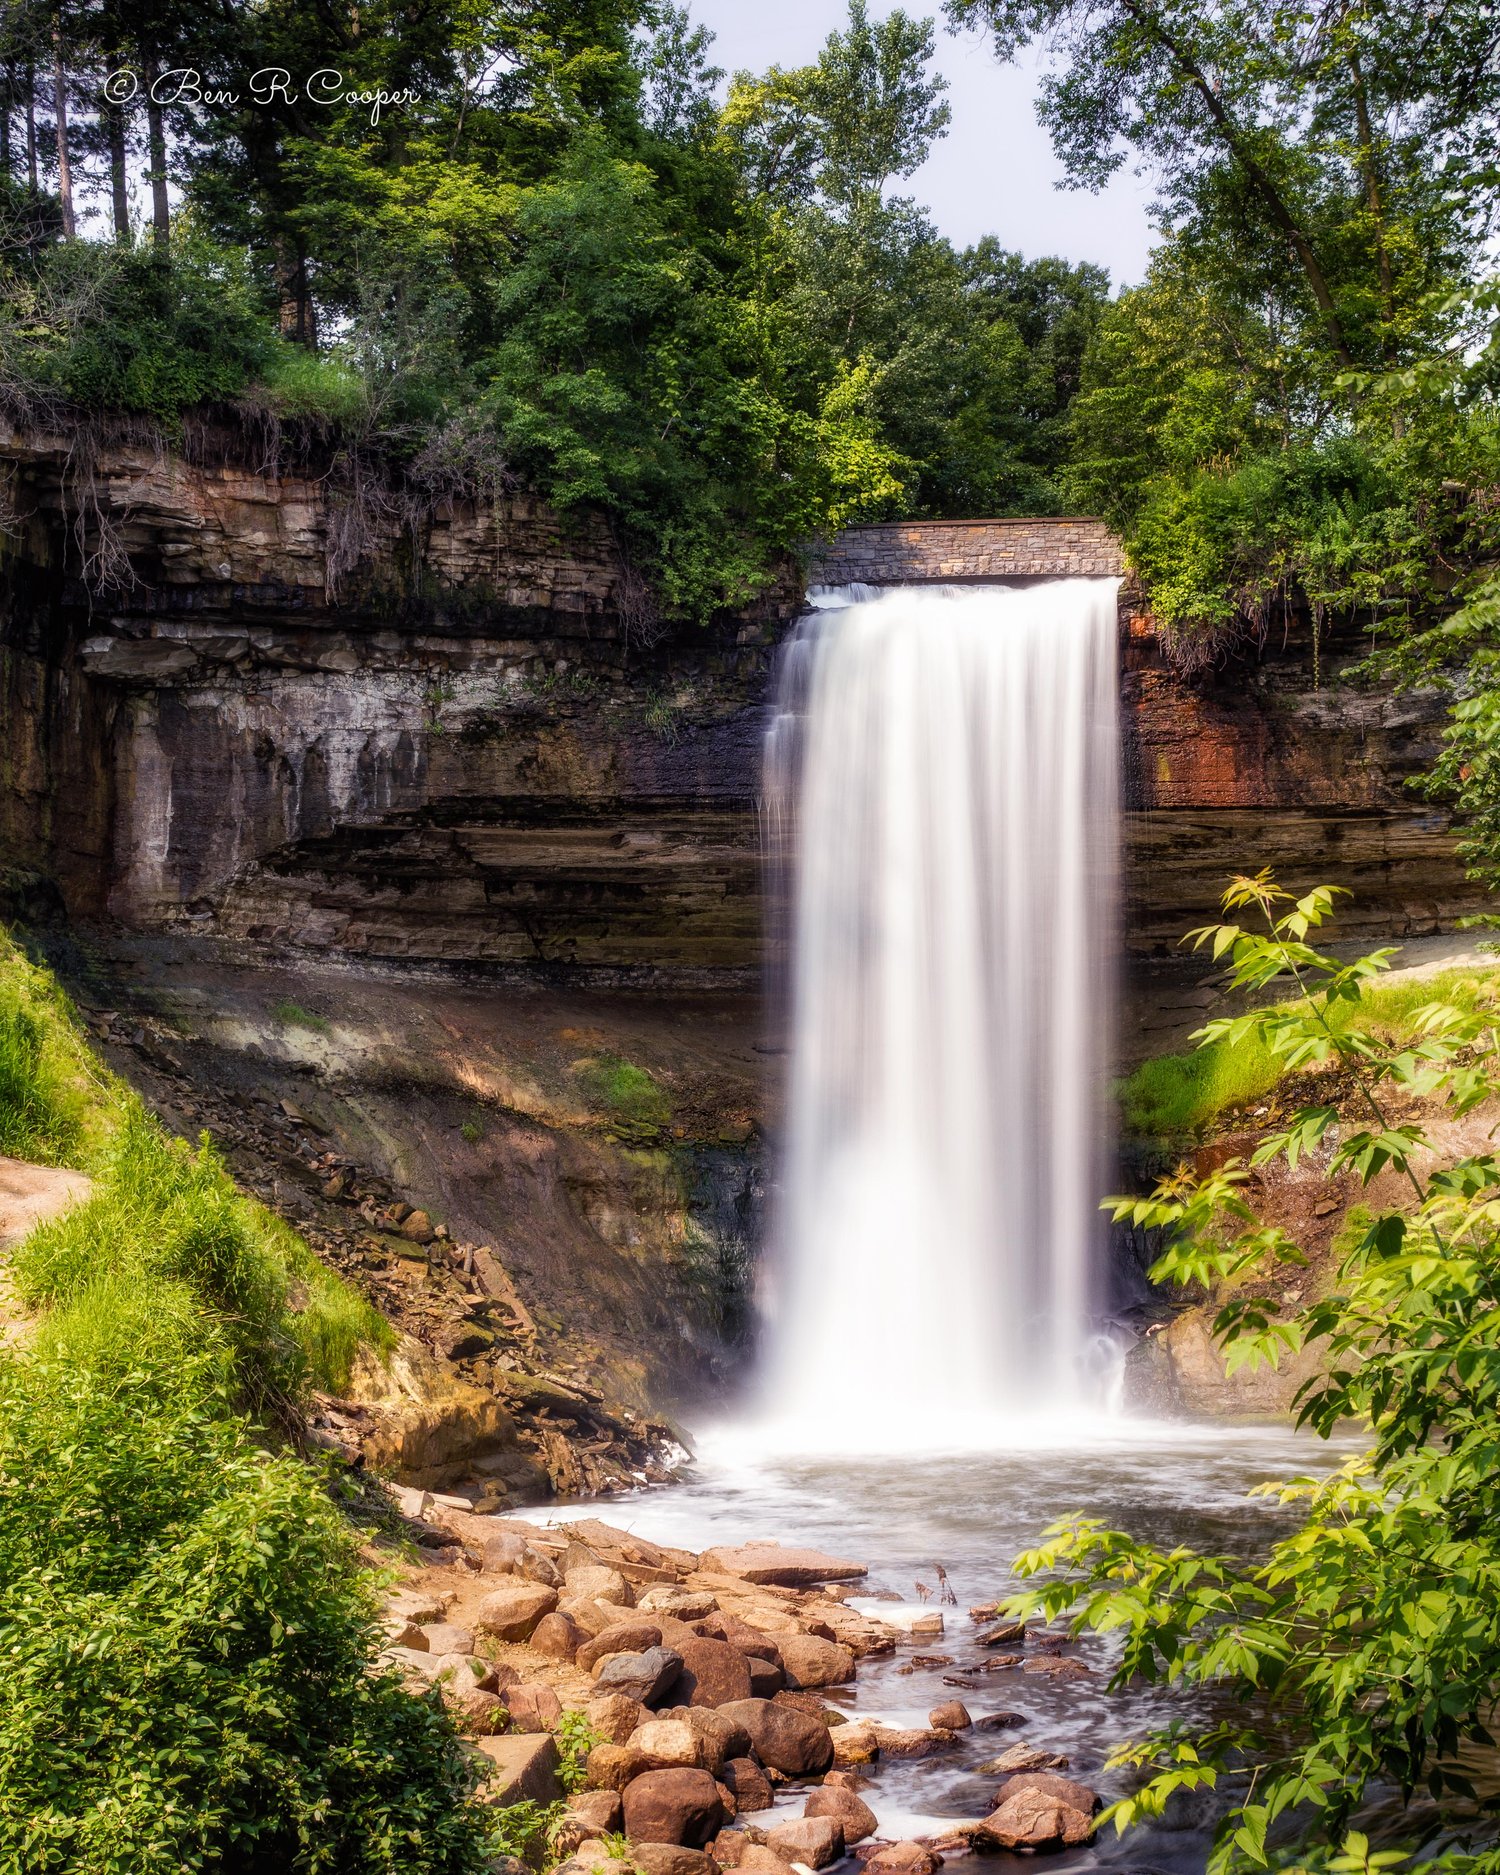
760,580 -> 1122,1448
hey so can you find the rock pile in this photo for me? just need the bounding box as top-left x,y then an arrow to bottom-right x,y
378,1508 -> 1101,1871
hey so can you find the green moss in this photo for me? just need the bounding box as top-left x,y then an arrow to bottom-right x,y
271,997 -> 331,1034
574,1053 -> 672,1138
1119,966 -> 1500,1141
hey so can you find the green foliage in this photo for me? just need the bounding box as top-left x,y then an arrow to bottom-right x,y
1119,965 -> 1500,1140
0,948 -> 91,1165
0,1355 -> 490,1874
554,1709 -> 604,1794
1014,872 -> 1500,1872
272,999 -> 331,1034
482,1798 -> 565,1867
574,1054 -> 672,1140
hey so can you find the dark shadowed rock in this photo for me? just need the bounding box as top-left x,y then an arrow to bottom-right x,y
595,1646 -> 684,1706
721,1757 -> 775,1813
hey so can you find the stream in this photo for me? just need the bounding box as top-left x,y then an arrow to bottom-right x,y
551,1420 -> 1354,1871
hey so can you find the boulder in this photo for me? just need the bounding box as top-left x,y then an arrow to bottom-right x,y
804,1785 -> 877,1844
830,1720 -> 881,1767
717,1700 -> 834,1777
765,1816 -> 844,1869
586,1743 -> 651,1792
746,1656 -> 785,1698
977,1787 -> 1094,1852
977,1620 -> 1027,1647
419,1622 -> 475,1655
586,1692 -> 648,1744
928,1702 -> 971,1731
778,1634 -> 855,1690
428,1651 -> 499,1693
472,1733 -> 562,1806
579,1622 -> 665,1672
865,1844 -> 942,1875
1021,1655 -> 1091,1681
568,1563 -> 636,1607
981,1744 -> 1068,1775
596,1646 -> 684,1707
632,1719 -> 709,1770
974,1712 -> 1026,1732
444,1682 -> 508,1733
701,1544 -> 867,1588
473,1582 -> 559,1642
699,1615 -> 784,1665
721,1757 -> 774,1814
868,1726 -> 958,1760
631,1848 -> 718,1875
658,1706 -> 751,1768
554,1845 -> 622,1875
622,1768 -> 727,1848
674,1637 -> 753,1708
563,1597 -> 638,1640
739,1850 -> 796,1875
505,1683 -> 563,1733
532,1611 -> 590,1660
996,1772 -> 1098,1816
638,1586 -> 720,1620
565,1789 -> 624,1838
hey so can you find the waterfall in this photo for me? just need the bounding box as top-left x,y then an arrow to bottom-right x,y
758,578 -> 1121,1450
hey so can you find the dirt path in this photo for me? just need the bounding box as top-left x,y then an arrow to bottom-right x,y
0,1155 -> 92,1350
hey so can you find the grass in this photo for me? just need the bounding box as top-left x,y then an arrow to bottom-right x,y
573,1053 -> 672,1137
271,997 -> 331,1034
1119,965 -> 1500,1141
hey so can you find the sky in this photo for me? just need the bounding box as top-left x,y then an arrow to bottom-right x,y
689,0 -> 1159,289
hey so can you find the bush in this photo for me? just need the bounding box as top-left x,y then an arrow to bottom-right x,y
0,1357 -> 490,1874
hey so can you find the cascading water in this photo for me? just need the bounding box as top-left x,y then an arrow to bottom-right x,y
758,578 -> 1121,1449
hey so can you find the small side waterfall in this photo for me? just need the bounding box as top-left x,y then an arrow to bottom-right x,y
759,579 -> 1121,1449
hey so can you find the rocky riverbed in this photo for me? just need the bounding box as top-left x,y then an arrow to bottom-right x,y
376,1431 -> 1350,1872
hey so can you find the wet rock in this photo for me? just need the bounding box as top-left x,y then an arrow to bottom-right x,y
596,1646 -> 684,1707
978,1621 -> 1026,1647
765,1817 -> 844,1869
674,1637 -> 754,1707
830,1722 -> 881,1767
586,1743 -> 650,1792
578,1621 -> 665,1672
996,1772 -> 1098,1815
472,1732 -> 562,1806
586,1692 -> 649,1744
868,1726 -> 958,1760
632,1719 -> 709,1770
721,1757 -> 774,1813
928,1702 -> 971,1731
804,1785 -> 878,1844
981,1744 -> 1069,1774
473,1582 -> 559,1642
622,1767 -> 726,1847
701,1543 -> 868,1588
505,1683 -> 563,1733
533,1611 -> 590,1660
778,1633 -> 856,1690
1021,1655 -> 1091,1681
976,1774 -> 1098,1852
863,1844 -> 942,1875
717,1699 -> 835,1777
974,1712 -> 1026,1731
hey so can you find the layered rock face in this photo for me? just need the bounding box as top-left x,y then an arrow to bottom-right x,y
1,427 -> 1481,964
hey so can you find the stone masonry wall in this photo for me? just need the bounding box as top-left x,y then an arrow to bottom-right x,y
808,517 -> 1124,584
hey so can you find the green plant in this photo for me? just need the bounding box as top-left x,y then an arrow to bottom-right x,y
482,1798 -> 566,1867
0,951 -> 91,1164
272,998 -> 331,1034
1012,872 -> 1500,1872
460,1117 -> 485,1145
573,1055 -> 672,1140
554,1709 -> 604,1793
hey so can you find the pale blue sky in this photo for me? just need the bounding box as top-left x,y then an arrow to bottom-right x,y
689,0 -> 1158,288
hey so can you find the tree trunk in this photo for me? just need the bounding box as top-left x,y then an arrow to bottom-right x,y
143,54 -> 170,249
1348,49 -> 1395,359
25,63 -> 37,192
275,240 -> 319,348
52,35 -> 73,238
106,98 -> 129,241
1,71 -> 11,179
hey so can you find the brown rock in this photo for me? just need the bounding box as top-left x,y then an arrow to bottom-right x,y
568,1564 -> 636,1607
419,1621 -> 475,1655
778,1634 -> 856,1690
996,1772 -> 1099,1816
632,1719 -> 709,1770
586,1692 -> 648,1744
865,1844 -> 941,1875
578,1621 -> 665,1672
721,1757 -> 774,1814
562,1596 -> 636,1639
765,1816 -> 844,1869
533,1611 -> 589,1660
654,1706 -> 747,1772
978,1787 -> 1094,1852
739,1850 -> 796,1875
631,1848 -> 717,1875
473,1582 -> 559,1642
638,1586 -> 720,1620
566,1789 -> 624,1838
981,1744 -> 1068,1774
506,1683 -> 563,1733
830,1722 -> 881,1767
928,1701 -> 971,1731
699,1615 -> 784,1665
674,1637 -> 754,1708
868,1726 -> 958,1760
472,1732 -> 562,1805
717,1699 -> 835,1777
701,1544 -> 867,1588
1021,1655 -> 1091,1680
401,1209 -> 436,1243
444,1682 -> 508,1734
978,1621 -> 1027,1647
428,1651 -> 499,1693
622,1768 -> 726,1848
804,1785 -> 877,1844
746,1657 -> 785,1697
586,1743 -> 650,1792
